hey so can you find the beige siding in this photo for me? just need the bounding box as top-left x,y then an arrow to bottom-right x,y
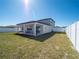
43,25 -> 52,34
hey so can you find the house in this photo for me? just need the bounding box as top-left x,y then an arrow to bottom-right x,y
17,18 -> 55,36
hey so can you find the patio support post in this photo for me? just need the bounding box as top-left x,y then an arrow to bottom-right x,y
16,25 -> 18,32
33,23 -> 36,36
23,24 -> 26,34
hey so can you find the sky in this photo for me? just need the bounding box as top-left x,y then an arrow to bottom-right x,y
0,0 -> 79,26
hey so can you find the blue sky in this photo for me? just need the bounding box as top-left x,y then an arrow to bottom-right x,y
0,0 -> 79,26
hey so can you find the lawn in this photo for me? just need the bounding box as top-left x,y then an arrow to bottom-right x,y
0,32 -> 79,59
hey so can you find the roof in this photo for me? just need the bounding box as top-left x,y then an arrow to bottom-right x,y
38,18 -> 55,23
17,18 -> 55,25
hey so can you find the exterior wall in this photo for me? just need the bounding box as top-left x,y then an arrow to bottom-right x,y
66,21 -> 79,52
43,25 -> 52,34
35,22 -> 53,36
53,27 -> 65,32
38,19 -> 55,32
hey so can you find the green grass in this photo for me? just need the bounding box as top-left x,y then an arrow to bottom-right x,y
0,32 -> 79,59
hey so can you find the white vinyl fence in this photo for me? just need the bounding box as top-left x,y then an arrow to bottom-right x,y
53,27 -> 65,32
66,21 -> 79,52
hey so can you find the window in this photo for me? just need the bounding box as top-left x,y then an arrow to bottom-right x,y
27,28 -> 32,30
21,26 -> 24,30
25,25 -> 33,34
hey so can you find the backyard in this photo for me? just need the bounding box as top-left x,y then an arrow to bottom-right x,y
0,32 -> 79,59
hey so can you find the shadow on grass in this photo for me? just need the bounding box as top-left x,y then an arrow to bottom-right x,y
15,32 -> 55,42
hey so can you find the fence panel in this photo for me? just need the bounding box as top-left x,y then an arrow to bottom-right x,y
66,21 -> 79,52
76,21 -> 79,52
53,27 -> 65,32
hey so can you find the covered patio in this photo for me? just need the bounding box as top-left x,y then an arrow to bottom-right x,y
17,23 -> 43,36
